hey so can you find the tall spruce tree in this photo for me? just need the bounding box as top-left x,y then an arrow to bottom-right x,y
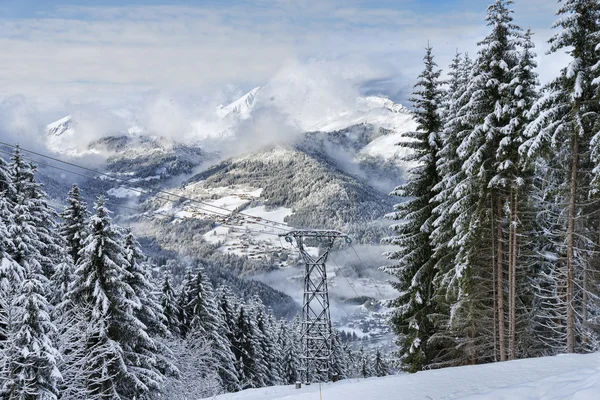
160,273 -> 180,336
65,197 -> 166,398
9,147 -> 66,280
449,0 -> 524,364
59,184 -> 89,266
383,45 -> 444,372
429,53 -> 473,367
523,0 -> 600,353
1,266 -> 62,399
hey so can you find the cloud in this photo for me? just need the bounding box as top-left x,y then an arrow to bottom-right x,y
0,0 -> 563,108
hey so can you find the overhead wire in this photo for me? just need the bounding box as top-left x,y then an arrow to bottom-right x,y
0,141 -> 291,231
349,244 -> 387,300
0,146 -> 291,237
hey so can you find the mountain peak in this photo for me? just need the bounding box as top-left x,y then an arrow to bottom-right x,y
46,115 -> 73,137
216,86 -> 262,119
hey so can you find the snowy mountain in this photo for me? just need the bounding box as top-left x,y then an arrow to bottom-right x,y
46,115 -> 73,137
34,86 -> 416,332
216,86 -> 261,120
208,353 -> 600,400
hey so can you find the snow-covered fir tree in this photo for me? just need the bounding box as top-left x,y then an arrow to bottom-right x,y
9,147 -> 67,280
160,272 -> 180,336
59,184 -> 88,266
447,0 -> 525,364
63,197 -> 167,399
1,266 -> 62,400
372,349 -> 390,377
523,0 -> 600,354
383,45 -> 444,372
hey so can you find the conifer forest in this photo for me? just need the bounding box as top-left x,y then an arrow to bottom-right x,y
1,0 -> 600,399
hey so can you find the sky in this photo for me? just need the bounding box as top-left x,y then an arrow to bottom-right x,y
0,0 -> 566,132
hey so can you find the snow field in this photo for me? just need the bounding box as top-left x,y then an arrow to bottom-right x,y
209,353 -> 600,400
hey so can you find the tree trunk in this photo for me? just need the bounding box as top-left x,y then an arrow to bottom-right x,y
492,194 -> 498,362
566,132 -> 578,353
507,190 -> 514,360
497,196 -> 506,361
510,190 -> 517,360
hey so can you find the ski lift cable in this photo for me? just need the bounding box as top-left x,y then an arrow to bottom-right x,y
329,254 -> 362,301
0,141 -> 291,230
349,244 -> 387,300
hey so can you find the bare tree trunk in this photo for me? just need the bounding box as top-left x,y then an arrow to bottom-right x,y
492,195 -> 498,362
497,195 -> 506,361
510,190 -> 517,360
566,133 -> 578,353
507,191 -> 513,360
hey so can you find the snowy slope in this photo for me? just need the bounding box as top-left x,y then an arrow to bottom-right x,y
209,353 -> 600,400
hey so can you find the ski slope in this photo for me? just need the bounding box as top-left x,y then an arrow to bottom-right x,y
209,353 -> 600,400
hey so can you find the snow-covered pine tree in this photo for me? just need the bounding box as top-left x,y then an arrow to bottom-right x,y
449,0 -> 524,364
1,264 -> 62,399
160,272 -> 180,336
429,53 -> 474,367
0,154 -> 62,398
186,268 -> 240,392
59,184 -> 89,266
9,147 -> 66,280
0,182 -> 20,386
65,197 -> 166,398
265,312 -> 284,385
215,285 -> 242,392
278,318 -> 300,384
358,346 -> 373,378
122,228 -> 168,336
383,45 -> 444,372
177,268 -> 194,338
53,185 -> 89,308
330,330 -> 349,380
523,0 -> 600,354
233,305 -> 256,389
372,349 -> 390,377
502,27 -> 539,359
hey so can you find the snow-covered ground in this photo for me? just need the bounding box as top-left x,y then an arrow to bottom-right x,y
209,353 -> 600,400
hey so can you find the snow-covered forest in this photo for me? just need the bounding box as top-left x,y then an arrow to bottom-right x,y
385,0 -> 600,373
3,0 -> 600,398
0,147 -> 388,398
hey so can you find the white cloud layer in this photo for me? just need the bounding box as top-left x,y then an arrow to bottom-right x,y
0,0 -> 570,148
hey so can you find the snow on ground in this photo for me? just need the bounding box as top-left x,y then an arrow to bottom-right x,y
209,353 -> 600,400
360,132 -> 415,160
107,186 -> 142,198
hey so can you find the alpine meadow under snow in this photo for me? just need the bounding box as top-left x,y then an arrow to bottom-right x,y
2,0 -> 600,399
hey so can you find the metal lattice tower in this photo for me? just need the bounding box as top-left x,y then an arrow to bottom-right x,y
280,230 -> 350,384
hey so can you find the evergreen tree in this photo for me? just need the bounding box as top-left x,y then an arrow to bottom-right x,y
187,269 -> 239,392
429,53 -> 474,368
383,45 -> 444,372
233,306 -> 255,389
65,197 -> 166,398
358,347 -> 373,379
176,269 -> 194,338
9,147 -> 66,280
1,267 -> 62,399
59,184 -> 89,266
278,318 -> 300,384
160,273 -> 180,336
372,349 -> 390,377
447,0 -> 524,364
524,0 -> 600,353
